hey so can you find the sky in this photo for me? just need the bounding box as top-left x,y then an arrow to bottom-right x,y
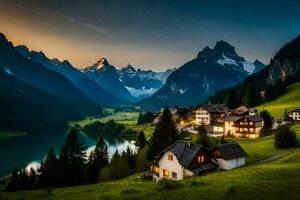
0,0 -> 300,70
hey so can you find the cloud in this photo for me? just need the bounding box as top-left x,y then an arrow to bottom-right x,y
84,23 -> 107,34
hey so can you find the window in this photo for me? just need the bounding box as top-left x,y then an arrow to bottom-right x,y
249,122 -> 253,125
249,128 -> 254,133
172,172 -> 177,179
163,169 -> 169,177
240,122 -> 244,125
198,155 -> 205,163
168,154 -> 173,161
244,128 -> 248,132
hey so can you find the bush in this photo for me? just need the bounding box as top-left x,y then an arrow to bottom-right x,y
158,179 -> 182,190
260,127 -> 273,137
224,181 -> 237,194
274,126 -> 297,149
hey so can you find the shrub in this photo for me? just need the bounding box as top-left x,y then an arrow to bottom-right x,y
260,127 -> 273,137
274,126 -> 297,149
158,179 -> 182,190
224,181 -> 237,194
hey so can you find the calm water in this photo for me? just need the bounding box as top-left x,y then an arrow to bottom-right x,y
0,128 -> 135,176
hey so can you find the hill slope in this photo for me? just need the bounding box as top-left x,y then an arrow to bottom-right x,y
256,82 -> 300,119
4,125 -> 299,200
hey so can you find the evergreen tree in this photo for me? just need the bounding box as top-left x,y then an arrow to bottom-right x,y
109,150 -> 131,180
38,148 -> 59,188
243,83 -> 260,106
274,79 -> 285,98
195,125 -> 210,148
18,168 -> 29,190
260,110 -> 273,129
5,169 -> 19,191
122,147 -> 136,169
58,129 -> 87,186
136,131 -> 147,150
147,107 -> 179,161
224,90 -> 238,109
87,136 -> 109,183
28,168 -> 37,189
266,84 -> 275,100
274,126 -> 297,149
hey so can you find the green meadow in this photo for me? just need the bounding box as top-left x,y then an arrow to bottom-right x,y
3,125 -> 299,200
257,82 -> 300,119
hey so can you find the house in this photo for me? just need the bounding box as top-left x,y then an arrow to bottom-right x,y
288,109 -> 300,121
148,140 -> 218,181
211,143 -> 247,170
206,118 -> 225,136
195,104 -> 227,125
234,115 -> 264,138
223,115 -> 241,136
234,106 -> 257,116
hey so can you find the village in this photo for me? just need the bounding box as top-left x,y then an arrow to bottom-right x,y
147,104 -> 300,181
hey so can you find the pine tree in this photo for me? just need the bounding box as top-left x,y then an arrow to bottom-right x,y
28,168 -> 37,189
38,148 -> 59,188
224,90 -> 238,109
58,129 -> 87,186
136,131 -> 147,150
243,83 -> 260,106
5,169 -> 19,191
274,79 -> 285,98
147,107 -> 179,161
195,125 -> 210,148
87,136 -> 109,183
122,147 -> 136,169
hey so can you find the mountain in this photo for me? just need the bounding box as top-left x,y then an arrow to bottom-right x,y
15,45 -> 122,106
0,33 -> 101,117
211,34 -> 300,108
117,64 -> 174,99
138,40 -> 265,111
83,58 -> 135,103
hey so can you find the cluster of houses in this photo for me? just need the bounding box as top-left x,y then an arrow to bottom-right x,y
195,104 -> 264,138
148,140 -> 247,181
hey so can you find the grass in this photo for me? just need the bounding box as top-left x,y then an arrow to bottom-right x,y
0,131 -> 27,139
69,110 -> 155,137
3,124 -> 300,200
256,82 -> 300,119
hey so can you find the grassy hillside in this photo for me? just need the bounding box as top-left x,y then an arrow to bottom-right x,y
257,82 -> 300,119
69,110 -> 155,137
3,125 -> 299,200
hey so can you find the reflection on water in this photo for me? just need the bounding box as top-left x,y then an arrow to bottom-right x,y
0,128 -> 136,177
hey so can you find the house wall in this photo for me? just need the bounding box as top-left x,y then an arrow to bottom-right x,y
234,118 -> 263,138
157,151 -> 185,180
289,112 -> 300,121
213,157 -> 245,170
224,121 -> 236,136
196,108 -> 211,125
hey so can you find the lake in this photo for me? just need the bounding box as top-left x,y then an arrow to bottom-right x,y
0,127 -> 135,177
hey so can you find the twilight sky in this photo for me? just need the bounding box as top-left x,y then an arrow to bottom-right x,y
0,0 -> 300,70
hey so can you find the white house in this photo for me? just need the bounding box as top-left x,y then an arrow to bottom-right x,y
148,140 -> 217,181
211,143 -> 247,170
195,104 -> 227,125
289,109 -> 300,121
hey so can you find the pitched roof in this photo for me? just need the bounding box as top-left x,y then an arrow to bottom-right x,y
289,109 -> 300,113
212,143 -> 247,160
155,140 -> 203,167
243,115 -> 263,122
198,104 -> 227,114
223,115 -> 241,122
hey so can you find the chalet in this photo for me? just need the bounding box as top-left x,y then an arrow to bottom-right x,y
234,115 -> 264,138
148,140 -> 218,181
288,109 -> 300,121
206,118 -> 225,136
195,104 -> 227,125
223,115 -> 241,136
211,143 -> 247,170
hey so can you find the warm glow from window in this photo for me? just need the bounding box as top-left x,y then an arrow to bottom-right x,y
154,167 -> 160,173
240,122 -> 244,125
250,128 -> 254,133
163,169 -> 169,177
249,122 -> 253,125
198,155 -> 205,163
168,154 -> 173,161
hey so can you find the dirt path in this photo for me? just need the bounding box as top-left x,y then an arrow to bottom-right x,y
255,152 -> 289,164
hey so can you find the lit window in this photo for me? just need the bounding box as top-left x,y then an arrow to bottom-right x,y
163,169 -> 169,177
172,172 -> 177,179
240,122 -> 244,125
154,167 -> 160,174
198,155 -> 205,163
244,122 -> 248,125
249,122 -> 253,125
168,154 -> 173,161
249,128 -> 254,133
244,128 -> 248,132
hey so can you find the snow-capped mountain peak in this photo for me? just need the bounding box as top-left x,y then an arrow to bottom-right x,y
94,58 -> 109,70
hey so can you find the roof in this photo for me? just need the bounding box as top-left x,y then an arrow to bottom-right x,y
155,140 -> 203,167
243,115 -> 263,122
197,104 -> 227,114
223,115 -> 241,122
289,109 -> 300,113
212,143 -> 247,160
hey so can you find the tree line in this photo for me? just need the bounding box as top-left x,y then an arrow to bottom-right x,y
5,129 -> 147,191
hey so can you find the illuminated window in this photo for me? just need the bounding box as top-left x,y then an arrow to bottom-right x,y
198,155 -> 205,163
172,172 -> 177,179
244,128 -> 248,132
249,122 -> 253,125
249,128 -> 254,133
168,154 -> 173,161
244,122 -> 248,125
154,167 -> 160,174
163,169 -> 169,177
240,122 -> 244,125
239,128 -> 243,132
